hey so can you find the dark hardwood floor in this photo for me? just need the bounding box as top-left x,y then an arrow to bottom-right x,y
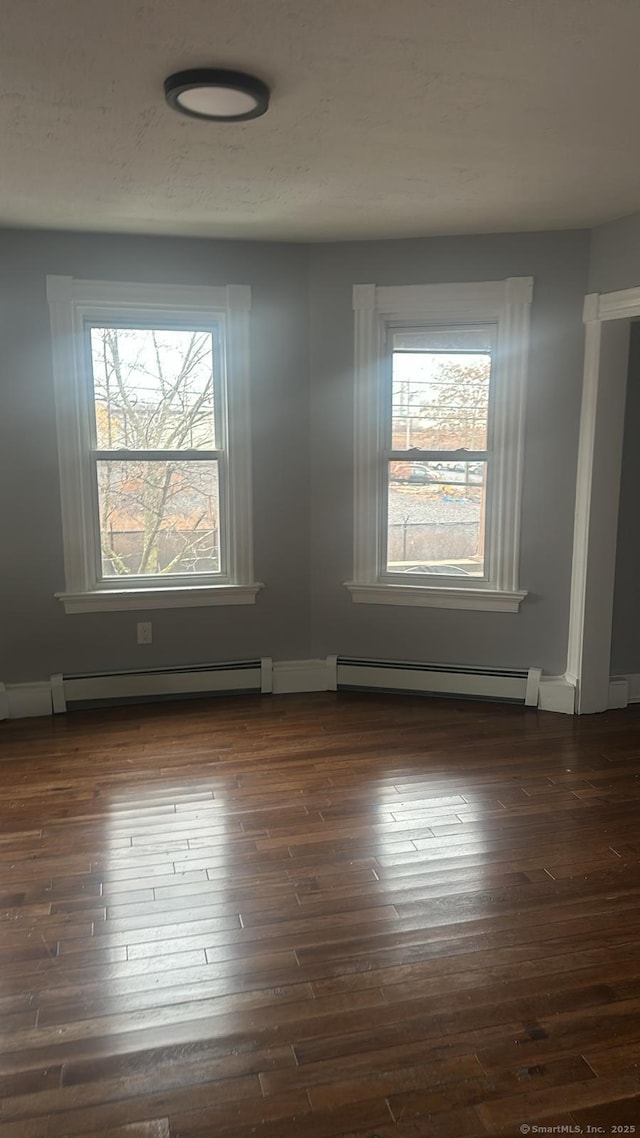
1,691 -> 640,1137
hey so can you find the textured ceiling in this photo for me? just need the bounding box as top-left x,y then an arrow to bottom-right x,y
0,0 -> 639,241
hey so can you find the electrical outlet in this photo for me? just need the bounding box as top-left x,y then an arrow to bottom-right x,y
137,622 -> 152,645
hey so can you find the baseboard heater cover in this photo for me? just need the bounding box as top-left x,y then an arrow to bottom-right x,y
336,657 -> 541,706
51,658 -> 270,712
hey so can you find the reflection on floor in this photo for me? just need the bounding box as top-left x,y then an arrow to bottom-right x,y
1,692 -> 640,1137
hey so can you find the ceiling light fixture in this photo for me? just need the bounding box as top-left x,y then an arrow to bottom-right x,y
164,68 -> 270,122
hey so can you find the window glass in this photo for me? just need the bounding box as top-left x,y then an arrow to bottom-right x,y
96,459 -> 220,578
387,461 -> 486,577
89,326 -> 220,581
387,325 -> 492,576
90,327 -> 217,451
391,327 -> 492,452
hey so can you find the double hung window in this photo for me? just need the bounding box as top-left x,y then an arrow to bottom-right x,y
48,277 -> 258,612
348,278 -> 533,612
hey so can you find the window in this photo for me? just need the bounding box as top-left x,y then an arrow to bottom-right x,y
348,278 -> 533,612
48,277 -> 260,612
389,325 -> 491,579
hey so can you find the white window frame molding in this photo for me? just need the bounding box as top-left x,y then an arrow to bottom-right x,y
346,278 -> 532,612
47,276 -> 261,613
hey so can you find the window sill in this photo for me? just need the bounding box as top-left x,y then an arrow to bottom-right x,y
56,583 -> 263,614
345,582 -> 527,613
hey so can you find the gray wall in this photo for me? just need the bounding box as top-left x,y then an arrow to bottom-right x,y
611,320 -> 640,675
0,229 -> 310,683
0,225 -> 592,684
308,231 -> 590,673
589,211 -> 640,293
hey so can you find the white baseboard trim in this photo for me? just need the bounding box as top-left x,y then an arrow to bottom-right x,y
537,672 -> 636,714
608,677 -> 629,709
537,675 -> 577,715
272,658 -> 337,695
3,663 -> 638,720
617,673 -> 640,705
2,682 -> 53,719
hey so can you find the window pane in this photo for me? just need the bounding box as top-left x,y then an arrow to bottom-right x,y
387,461 -> 486,577
97,460 -> 220,577
391,328 -> 491,452
90,328 -> 216,450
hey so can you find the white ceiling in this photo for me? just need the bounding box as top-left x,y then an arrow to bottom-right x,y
1,0 -> 639,242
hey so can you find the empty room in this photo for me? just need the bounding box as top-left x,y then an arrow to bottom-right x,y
2,2 -> 640,1136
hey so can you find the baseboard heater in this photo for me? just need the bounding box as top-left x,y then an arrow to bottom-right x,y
51,658 -> 269,713
336,657 -> 541,706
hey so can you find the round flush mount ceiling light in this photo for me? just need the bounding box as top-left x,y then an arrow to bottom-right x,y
164,68 -> 270,122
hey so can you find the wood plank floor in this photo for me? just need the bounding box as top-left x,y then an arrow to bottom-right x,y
1,691 -> 640,1137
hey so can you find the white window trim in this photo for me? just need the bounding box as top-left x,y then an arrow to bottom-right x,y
346,278 -> 532,612
47,276 -> 261,613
